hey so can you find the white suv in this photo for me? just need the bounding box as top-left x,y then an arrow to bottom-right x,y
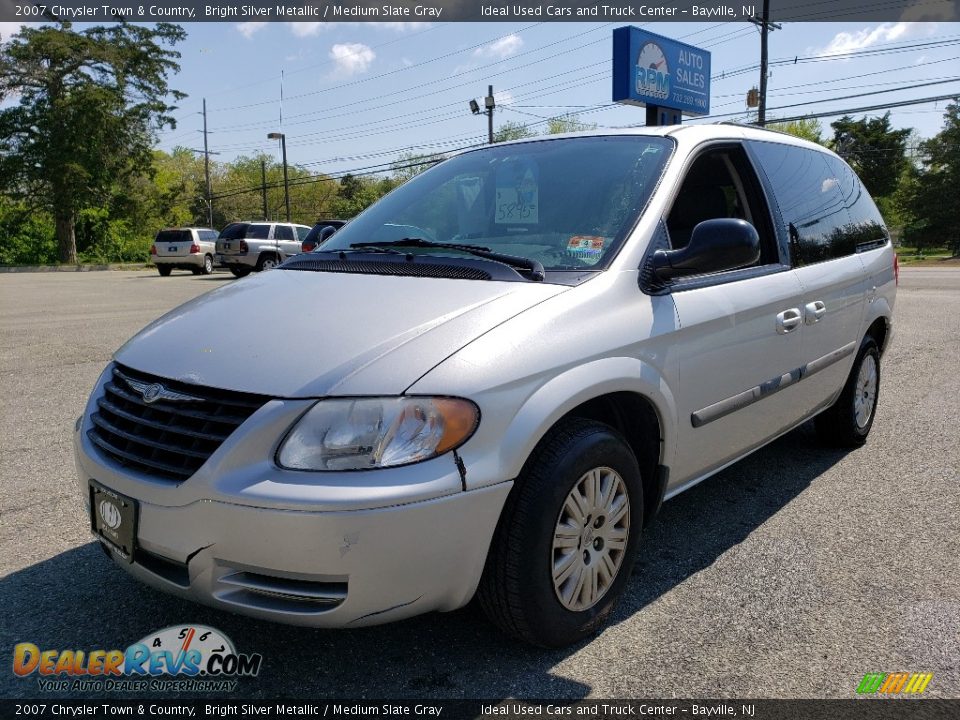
150,228 -> 218,276
75,125 -> 895,647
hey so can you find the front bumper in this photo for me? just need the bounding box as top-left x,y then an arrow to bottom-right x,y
74,369 -> 511,627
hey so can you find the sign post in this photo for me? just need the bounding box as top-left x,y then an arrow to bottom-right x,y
612,26 -> 711,125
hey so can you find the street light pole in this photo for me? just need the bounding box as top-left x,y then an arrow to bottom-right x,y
267,132 -> 290,222
469,86 -> 496,144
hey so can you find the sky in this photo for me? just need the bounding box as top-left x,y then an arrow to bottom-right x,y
2,19 -> 959,176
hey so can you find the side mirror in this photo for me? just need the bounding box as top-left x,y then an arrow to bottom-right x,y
652,218 -> 760,281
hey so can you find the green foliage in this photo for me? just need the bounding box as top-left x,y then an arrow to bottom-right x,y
391,152 -> 444,183
0,201 -> 57,265
546,114 -> 597,135
898,101 -> 960,256
0,22 -> 186,262
830,113 -> 911,198
766,118 -> 824,144
75,208 -> 150,264
493,121 -> 537,143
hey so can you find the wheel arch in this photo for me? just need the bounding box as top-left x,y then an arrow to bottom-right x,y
486,357 -> 676,526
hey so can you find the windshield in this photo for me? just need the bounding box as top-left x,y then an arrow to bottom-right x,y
322,136 -> 673,271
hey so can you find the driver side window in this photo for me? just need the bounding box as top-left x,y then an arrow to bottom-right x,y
666,145 -> 778,266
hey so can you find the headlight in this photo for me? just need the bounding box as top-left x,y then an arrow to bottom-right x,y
277,397 -> 479,471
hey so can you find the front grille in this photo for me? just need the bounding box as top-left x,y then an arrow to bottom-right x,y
217,570 -> 347,614
88,364 -> 269,482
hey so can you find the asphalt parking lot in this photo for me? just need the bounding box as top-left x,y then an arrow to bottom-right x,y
1,266 -> 958,699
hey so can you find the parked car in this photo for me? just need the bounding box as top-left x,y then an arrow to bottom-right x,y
150,228 -> 219,276
300,220 -> 346,253
215,221 -> 312,277
75,126 -> 895,647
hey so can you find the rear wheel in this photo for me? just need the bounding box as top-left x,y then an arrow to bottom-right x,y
478,418 -> 644,647
257,254 -> 279,271
157,266 -> 172,277
815,336 -> 880,447
202,254 -> 214,275
229,267 -> 251,278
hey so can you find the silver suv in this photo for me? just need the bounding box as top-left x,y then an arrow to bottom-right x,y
150,228 -> 218,276
215,221 -> 311,277
75,126 -> 895,647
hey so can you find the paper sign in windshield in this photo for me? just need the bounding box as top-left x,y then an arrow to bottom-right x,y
496,160 -> 539,224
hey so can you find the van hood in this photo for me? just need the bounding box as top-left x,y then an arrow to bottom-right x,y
114,269 -> 567,398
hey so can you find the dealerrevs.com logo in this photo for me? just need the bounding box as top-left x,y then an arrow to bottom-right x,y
13,625 -> 262,692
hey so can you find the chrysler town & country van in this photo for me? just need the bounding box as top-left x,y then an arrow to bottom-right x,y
75,125 -> 896,647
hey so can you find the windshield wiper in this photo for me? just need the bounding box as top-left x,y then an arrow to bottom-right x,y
350,238 -> 545,281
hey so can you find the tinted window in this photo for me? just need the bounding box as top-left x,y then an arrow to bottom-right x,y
155,230 -> 191,244
219,223 -> 248,240
321,136 -> 673,272
749,142 -> 853,266
246,224 -> 271,240
823,155 -> 888,250
200,230 -> 218,241
296,226 -> 311,242
275,225 -> 295,241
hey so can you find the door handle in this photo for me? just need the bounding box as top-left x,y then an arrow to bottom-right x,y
804,300 -> 827,324
776,308 -> 802,334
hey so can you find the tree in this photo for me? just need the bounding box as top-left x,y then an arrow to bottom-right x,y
0,22 -> 186,263
546,114 -> 597,135
391,151 -> 443,183
766,118 -> 823,144
899,101 -> 960,256
493,121 -> 536,143
830,113 -> 911,199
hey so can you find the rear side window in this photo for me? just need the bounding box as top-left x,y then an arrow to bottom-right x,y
749,141 -> 858,266
219,223 -> 248,240
246,224 -> 271,240
274,225 -> 295,241
823,155 -> 889,251
199,230 -> 218,241
296,226 -> 311,242
155,230 -> 191,244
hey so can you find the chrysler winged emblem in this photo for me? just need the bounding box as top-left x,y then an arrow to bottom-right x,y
116,370 -> 203,404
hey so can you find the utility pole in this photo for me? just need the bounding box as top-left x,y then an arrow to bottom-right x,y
749,0 -> 781,126
202,98 -> 212,226
267,132 -> 291,223
487,85 -> 495,144
469,86 -> 496,144
260,160 -> 268,220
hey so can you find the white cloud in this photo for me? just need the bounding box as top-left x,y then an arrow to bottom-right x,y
329,43 -> 375,76
236,22 -> 267,40
816,23 -> 915,56
289,22 -> 329,37
474,34 -> 523,59
0,22 -> 26,43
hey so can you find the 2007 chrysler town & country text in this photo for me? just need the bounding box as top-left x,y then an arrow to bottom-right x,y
75,125 -> 896,647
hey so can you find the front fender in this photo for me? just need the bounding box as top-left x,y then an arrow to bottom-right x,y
452,356 -> 678,491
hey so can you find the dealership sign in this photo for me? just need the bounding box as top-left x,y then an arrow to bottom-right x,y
612,26 -> 711,116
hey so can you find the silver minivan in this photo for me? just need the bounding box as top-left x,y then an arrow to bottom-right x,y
75,126 -> 895,647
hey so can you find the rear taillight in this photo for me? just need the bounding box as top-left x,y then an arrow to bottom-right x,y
150,245 -> 157,255
893,253 -> 899,285
302,241 -> 315,253
189,243 -> 200,254
239,240 -> 248,253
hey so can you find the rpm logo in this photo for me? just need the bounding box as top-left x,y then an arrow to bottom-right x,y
636,42 -> 670,100
98,500 -> 122,530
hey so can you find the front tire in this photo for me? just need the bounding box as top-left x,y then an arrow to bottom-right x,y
157,266 -> 172,277
815,336 -> 881,447
229,267 -> 251,278
478,418 -> 644,647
